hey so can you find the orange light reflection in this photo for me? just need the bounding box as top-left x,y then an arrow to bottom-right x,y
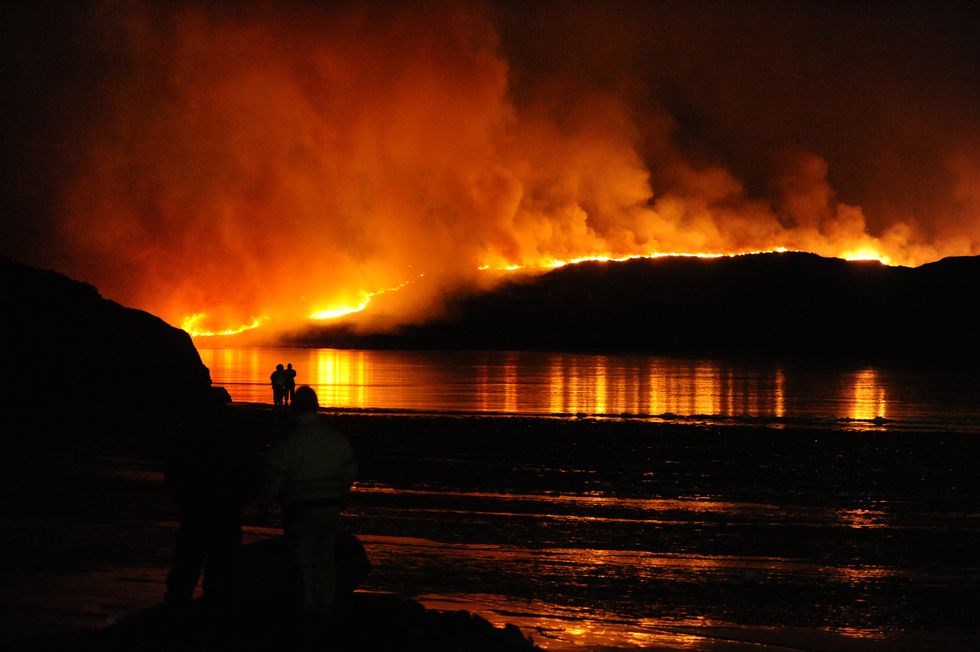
836,504 -> 890,530
774,367 -> 785,418
547,357 -> 564,415
851,369 -> 887,421
313,349 -> 368,408
593,358 -> 608,414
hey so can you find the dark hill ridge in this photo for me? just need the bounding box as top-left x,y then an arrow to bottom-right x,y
289,252 -> 980,358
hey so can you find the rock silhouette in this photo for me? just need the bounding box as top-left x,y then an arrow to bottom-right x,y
1,255 -> 214,439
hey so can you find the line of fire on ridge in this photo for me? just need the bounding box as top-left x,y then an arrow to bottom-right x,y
184,245 -> 892,337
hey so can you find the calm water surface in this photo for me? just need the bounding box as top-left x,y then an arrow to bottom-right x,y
197,346 -> 980,431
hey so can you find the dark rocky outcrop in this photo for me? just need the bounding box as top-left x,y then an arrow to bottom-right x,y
289,252 -> 980,360
0,256 -> 542,652
13,536 -> 542,652
17,593 -> 540,652
1,255 -> 214,441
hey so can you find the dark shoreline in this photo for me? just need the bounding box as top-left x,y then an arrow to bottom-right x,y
2,406 -> 979,651
1,406 -> 549,651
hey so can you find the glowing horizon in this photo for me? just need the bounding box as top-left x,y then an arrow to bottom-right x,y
4,3 -> 976,340
185,247 -> 891,338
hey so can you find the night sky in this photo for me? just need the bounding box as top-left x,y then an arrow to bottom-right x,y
1,1 -> 977,333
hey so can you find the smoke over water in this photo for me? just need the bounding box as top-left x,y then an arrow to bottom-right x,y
2,1 -> 978,338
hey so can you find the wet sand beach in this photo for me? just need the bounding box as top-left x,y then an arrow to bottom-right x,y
2,406 -> 978,651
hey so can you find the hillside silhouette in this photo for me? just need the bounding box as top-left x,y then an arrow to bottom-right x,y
287,252 -> 980,359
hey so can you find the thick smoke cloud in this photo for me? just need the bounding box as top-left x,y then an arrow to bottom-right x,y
1,0 -> 977,335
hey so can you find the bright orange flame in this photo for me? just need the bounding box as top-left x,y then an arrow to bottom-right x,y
484,248 -> 792,272
309,294 -> 373,321
839,247 -> 892,265
187,247 -> 889,333
182,313 -> 267,337
308,279 -> 417,322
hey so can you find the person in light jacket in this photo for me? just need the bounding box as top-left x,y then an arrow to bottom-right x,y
261,385 -> 358,619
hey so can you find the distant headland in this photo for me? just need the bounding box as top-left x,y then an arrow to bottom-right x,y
285,252 -> 980,360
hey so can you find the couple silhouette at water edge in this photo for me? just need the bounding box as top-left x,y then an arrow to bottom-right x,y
271,362 -> 297,406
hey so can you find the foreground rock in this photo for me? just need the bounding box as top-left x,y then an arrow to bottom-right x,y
14,537 -> 542,652
17,593 -> 539,652
1,256 -> 214,442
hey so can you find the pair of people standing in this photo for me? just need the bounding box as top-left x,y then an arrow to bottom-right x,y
165,385 -> 359,625
270,362 -> 297,406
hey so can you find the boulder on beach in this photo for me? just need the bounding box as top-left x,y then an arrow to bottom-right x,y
12,536 -> 542,652
1,255 -> 214,439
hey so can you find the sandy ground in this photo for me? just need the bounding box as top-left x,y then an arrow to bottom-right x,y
2,408 -> 978,651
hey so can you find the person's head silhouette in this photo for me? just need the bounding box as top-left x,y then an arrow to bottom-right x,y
292,386 -> 318,414
276,363 -> 284,371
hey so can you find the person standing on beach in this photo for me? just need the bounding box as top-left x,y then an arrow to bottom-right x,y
270,363 -> 287,406
261,385 -> 358,621
284,363 -> 297,406
164,392 -> 258,614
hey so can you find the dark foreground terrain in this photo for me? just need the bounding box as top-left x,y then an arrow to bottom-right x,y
0,406 -> 543,652
15,586 -> 535,652
2,406 -> 978,651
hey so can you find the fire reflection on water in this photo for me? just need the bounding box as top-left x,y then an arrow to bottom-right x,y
774,367 -> 786,418
851,369 -> 887,421
315,349 -> 367,409
354,484 -> 782,518
836,502 -> 890,530
347,483 -> 923,649
503,353 -> 519,414
354,528 -> 908,650
693,363 -> 719,416
416,592 -> 715,651
592,358 -> 608,415
198,347 -> 960,428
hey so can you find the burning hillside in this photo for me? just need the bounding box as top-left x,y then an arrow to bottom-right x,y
1,1 -> 978,339
283,252 -> 980,358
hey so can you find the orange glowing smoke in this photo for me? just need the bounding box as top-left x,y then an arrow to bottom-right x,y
35,2 -> 978,338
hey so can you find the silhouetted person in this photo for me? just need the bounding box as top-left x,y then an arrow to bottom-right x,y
334,529 -> 371,603
284,363 -> 297,406
164,393 -> 258,614
261,385 -> 357,621
270,363 -> 287,406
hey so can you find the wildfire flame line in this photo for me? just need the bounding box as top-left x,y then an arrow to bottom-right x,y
479,250 -> 736,271
307,278 -> 419,321
187,246 -> 893,337
182,314 -> 268,338
474,245 -> 894,271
